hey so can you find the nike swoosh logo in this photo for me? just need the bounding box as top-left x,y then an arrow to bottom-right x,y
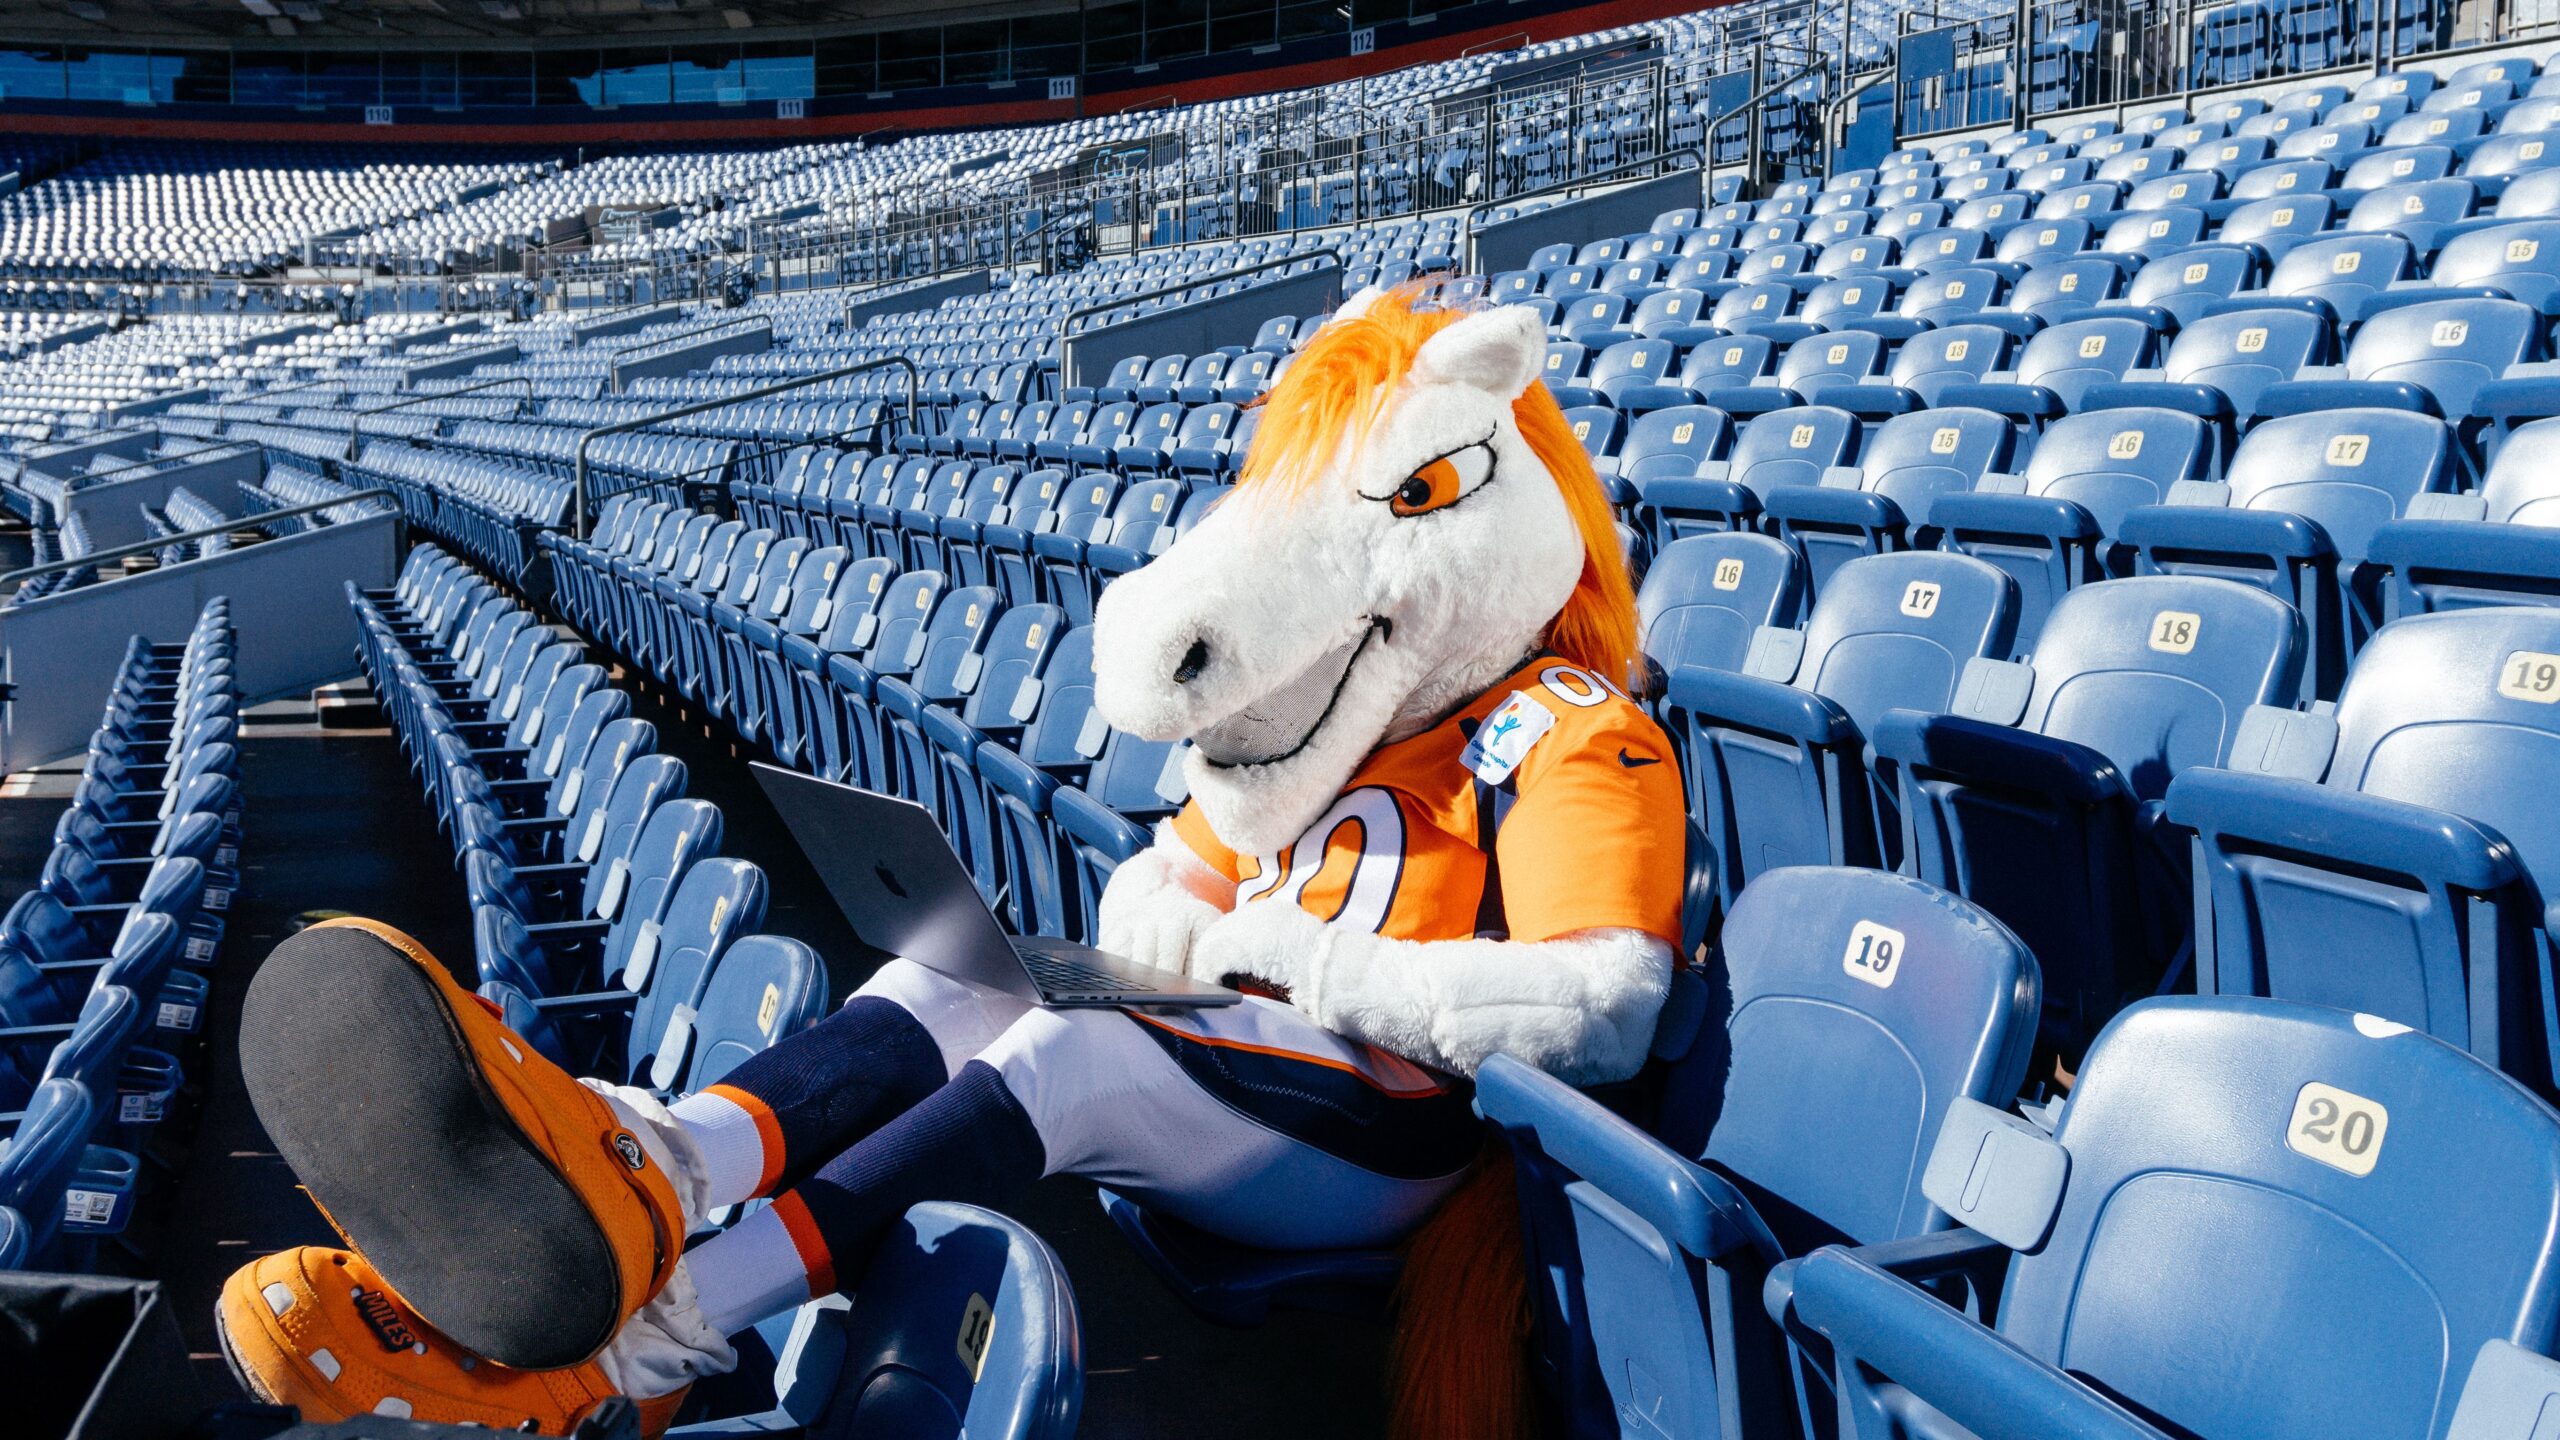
1617,748 -> 1661,768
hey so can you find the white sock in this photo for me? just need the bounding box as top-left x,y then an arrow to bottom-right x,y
686,1205 -> 820,1338
667,1088 -> 775,1211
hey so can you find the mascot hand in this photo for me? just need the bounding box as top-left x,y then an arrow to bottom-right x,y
1188,898 -> 1332,999
1097,823 -> 1237,978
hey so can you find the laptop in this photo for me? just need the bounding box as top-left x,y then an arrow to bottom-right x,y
752,763 -> 1241,1008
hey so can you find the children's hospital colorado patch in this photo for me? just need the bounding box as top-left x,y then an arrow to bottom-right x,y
1461,689 -> 1558,785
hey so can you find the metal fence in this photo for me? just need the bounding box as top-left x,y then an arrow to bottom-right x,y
1900,0 -> 2560,139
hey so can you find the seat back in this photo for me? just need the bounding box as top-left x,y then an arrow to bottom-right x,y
1493,869 -> 2039,1440
2343,297 -> 2539,417
1853,407 -> 2012,518
2160,306 -> 2324,417
1620,406 -> 1732,481
681,934 -> 827,1093
2478,415 -> 2560,523
1890,323 -> 2007,404
0,1079 -> 93,1259
821,1202 -> 1083,1440
1013,627 -> 1100,770
626,856 -> 770,1090
2016,316 -> 2155,407
2330,609 -> 2560,885
1638,534 -> 1806,682
1796,551 -> 2019,734
2022,576 -> 2307,797
598,798 -> 725,986
2226,409 -> 2454,564
1994,997 -> 2560,1440
2019,407 -> 2211,535
1729,406 -> 1858,501
1689,868 -> 2042,1247
578,755 -> 689,916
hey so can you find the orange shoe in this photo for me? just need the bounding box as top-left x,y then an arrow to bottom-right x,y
239,917 -> 683,1370
216,1246 -> 687,1436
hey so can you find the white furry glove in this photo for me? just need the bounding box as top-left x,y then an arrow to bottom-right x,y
1191,901 -> 1677,1086
1096,822 -> 1238,979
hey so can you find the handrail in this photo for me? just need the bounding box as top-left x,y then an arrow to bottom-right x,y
840,271 -> 986,334
2,486 -> 398,590
72,439 -> 262,485
1462,148 -> 1706,239
346,375 -> 538,461
1060,247 -> 1343,339
572,354 -> 919,537
245,374 -> 351,405
1462,31 -> 1533,58
1461,54 -> 1827,244
606,313 -> 769,359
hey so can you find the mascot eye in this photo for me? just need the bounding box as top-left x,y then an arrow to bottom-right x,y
1389,444 -> 1491,517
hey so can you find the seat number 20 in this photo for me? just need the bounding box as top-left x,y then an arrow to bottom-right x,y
2287,1082 -> 2388,1177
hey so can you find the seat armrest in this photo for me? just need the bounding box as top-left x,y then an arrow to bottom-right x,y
1475,1054 -> 1780,1265
1932,491 -> 2103,545
2119,502 -> 2336,566
1871,710 -> 2130,805
1780,1247 -> 2177,1440
528,987 -> 641,1016
1665,664 -> 1860,747
2164,768 -> 2524,893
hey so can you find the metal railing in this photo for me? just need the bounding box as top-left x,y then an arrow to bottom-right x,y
71,439 -> 262,485
2,486 -> 399,592
1896,0 -> 2555,140
1059,247 -> 1343,337
345,376 -> 537,461
571,354 -> 918,537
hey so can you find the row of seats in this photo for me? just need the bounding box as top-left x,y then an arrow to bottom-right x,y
547,493 -> 1179,946
340,545 -> 1088,1438
1481,869 -> 2560,1440
0,602 -> 238,1272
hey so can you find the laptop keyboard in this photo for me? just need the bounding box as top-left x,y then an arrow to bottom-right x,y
1016,947 -> 1157,996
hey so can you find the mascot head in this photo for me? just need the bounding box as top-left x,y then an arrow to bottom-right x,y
1093,286 -> 1639,856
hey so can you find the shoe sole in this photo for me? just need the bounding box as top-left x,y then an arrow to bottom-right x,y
239,923 -> 622,1370
212,1295 -> 276,1408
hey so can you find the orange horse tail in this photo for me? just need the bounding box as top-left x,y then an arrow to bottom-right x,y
1388,1147 -> 1539,1440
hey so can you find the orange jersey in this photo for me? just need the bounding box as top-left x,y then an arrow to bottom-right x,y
1172,656 -> 1686,947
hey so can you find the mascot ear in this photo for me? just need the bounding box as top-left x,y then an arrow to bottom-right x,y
1411,304 -> 1545,399
1321,285 -> 1391,330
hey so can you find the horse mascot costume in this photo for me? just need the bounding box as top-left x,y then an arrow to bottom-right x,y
215,286 -> 1688,1437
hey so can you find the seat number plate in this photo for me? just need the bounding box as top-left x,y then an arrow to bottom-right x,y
2287,1081 -> 2387,1177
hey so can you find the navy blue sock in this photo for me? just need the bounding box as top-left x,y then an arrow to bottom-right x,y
704,994 -> 949,1190
782,1059 -> 1047,1292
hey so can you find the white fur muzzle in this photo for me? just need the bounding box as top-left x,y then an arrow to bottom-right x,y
1090,302 -> 1585,857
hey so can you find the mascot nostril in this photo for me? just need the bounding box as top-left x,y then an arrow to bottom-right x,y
1173,638 -> 1210,684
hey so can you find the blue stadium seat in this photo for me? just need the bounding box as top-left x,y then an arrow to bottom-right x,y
2122,407 -> 2454,696
1666,550 -> 2018,910
1877,575 -> 2306,1056
1480,866 -> 2039,1440
2167,607 -> 2560,1093
1771,996 -> 2560,1440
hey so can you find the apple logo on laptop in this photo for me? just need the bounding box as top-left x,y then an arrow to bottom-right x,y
874,864 -> 909,899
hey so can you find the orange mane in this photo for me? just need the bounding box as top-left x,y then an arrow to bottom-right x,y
1237,285 -> 1643,693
